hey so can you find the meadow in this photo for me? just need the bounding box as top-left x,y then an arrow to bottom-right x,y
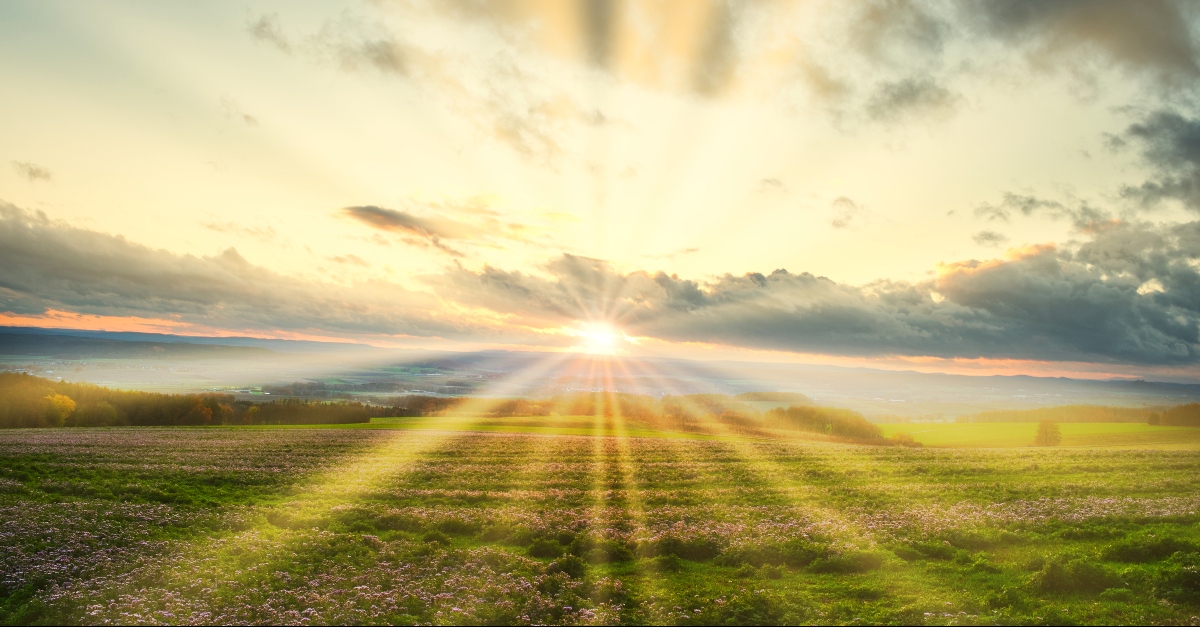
1,418 -> 1199,625
880,422 -> 1200,450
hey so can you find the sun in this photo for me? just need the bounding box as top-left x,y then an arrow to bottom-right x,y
576,323 -> 622,354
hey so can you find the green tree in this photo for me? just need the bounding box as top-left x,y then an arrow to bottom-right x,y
1034,420 -> 1062,446
75,401 -> 122,427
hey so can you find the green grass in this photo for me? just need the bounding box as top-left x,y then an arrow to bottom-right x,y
880,421 -> 1200,449
2,422 -> 1200,625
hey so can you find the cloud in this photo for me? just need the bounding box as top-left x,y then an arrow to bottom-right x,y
830,196 -> 870,229
329,254 -> 369,266
307,14 -> 407,75
341,205 -> 470,256
1115,109 -> 1200,211
973,192 -> 1109,229
689,0 -> 741,97
12,161 -> 52,183
644,247 -> 701,261
808,0 -> 1199,127
864,76 -> 958,122
0,203 -> 460,338
849,0 -> 948,62
342,205 -> 474,239
341,199 -> 548,256
201,221 -> 276,242
964,0 -> 1199,84
436,220 -> 1200,365
247,13 -> 292,54
219,97 -> 259,126
754,177 -> 785,193
972,230 -> 1008,246
7,202 -> 1200,365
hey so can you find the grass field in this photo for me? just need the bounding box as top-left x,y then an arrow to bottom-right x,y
880,422 -> 1200,449
2,419 -> 1200,625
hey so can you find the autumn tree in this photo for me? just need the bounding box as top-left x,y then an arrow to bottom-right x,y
43,394 -> 75,427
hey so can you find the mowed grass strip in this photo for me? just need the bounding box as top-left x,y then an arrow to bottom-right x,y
880,422 -> 1200,449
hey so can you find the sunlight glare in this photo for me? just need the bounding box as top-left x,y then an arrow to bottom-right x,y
576,323 -> 622,354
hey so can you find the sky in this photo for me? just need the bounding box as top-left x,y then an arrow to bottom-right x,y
2,0 -> 1200,381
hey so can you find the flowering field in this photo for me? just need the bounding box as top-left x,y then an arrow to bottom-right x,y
1,422 -> 1199,625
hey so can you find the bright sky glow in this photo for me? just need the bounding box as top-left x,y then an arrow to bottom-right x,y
2,1 -> 1200,380
575,323 -> 622,354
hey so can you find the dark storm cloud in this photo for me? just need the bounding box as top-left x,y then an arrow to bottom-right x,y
0,203 -> 458,337
1116,110 -> 1200,211
436,221 -> 1200,364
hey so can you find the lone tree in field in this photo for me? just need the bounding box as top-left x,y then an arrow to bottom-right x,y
1034,420 -> 1062,446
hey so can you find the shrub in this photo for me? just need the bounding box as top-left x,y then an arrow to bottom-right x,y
781,538 -> 833,567
691,589 -> 787,626
1099,588 -> 1134,603
650,554 -> 684,572
760,564 -> 785,580
984,586 -> 1028,610
638,535 -> 723,561
733,564 -> 756,578
1031,558 -> 1121,594
568,535 -> 633,563
436,518 -> 481,536
1155,552 -> 1200,604
1103,537 -> 1197,563
422,530 -> 452,546
477,523 -> 514,543
808,551 -> 885,574
527,538 -> 566,558
893,540 -> 959,561
888,431 -> 922,447
546,555 -> 587,579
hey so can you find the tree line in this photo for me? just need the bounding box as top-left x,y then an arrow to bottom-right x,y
962,405 -> 1161,424
0,373 -> 374,428
960,403 -> 1200,427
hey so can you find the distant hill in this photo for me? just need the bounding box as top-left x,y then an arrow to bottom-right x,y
0,326 -> 373,353
734,391 -> 813,404
0,331 -> 273,359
